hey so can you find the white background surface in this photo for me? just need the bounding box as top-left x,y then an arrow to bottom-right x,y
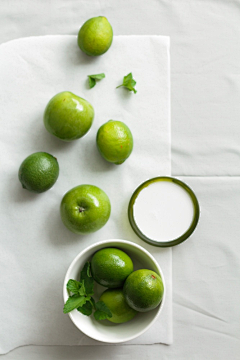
1,1 -> 240,359
0,34 -> 171,352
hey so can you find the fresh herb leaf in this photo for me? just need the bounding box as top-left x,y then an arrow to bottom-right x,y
63,294 -> 89,314
77,300 -> 93,316
89,73 -> 106,80
116,72 -> 137,94
66,279 -> 86,297
66,279 -> 82,295
88,77 -> 95,89
80,262 -> 94,295
94,301 -> 112,320
78,280 -> 86,296
88,73 -> 105,88
90,296 -> 96,310
86,263 -> 91,277
64,262 -> 111,322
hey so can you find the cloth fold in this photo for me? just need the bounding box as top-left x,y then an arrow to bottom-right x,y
0,35 -> 172,354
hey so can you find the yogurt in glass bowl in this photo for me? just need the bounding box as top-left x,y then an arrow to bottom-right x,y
128,177 -> 200,247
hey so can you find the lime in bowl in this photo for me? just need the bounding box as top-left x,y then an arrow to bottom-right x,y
63,239 -> 166,343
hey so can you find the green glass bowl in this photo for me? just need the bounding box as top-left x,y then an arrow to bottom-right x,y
128,176 -> 200,247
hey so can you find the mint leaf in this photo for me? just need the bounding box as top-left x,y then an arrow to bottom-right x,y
90,73 -> 105,80
88,77 -> 95,89
63,295 -> 88,314
66,279 -> 87,297
94,301 -> 112,320
90,297 -> 96,310
116,72 -> 137,94
64,262 -> 97,317
77,300 -> 93,316
66,279 -> 82,295
88,73 -> 105,89
78,280 -> 86,296
80,262 -> 94,295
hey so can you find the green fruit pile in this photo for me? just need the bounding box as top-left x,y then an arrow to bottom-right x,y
15,13 -> 164,334
90,247 -> 164,323
17,16 -> 136,235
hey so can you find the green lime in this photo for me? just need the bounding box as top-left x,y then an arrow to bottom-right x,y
96,120 -> 133,165
78,16 -> 113,56
91,248 -> 133,288
18,152 -> 59,193
99,288 -> 137,323
123,269 -> 164,312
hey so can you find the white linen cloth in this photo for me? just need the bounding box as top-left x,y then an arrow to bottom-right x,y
2,177 -> 240,360
0,35 -> 172,354
2,0 -> 240,178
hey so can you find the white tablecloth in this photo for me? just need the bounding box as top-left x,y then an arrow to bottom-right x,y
1,1 -> 240,359
0,34 -> 172,352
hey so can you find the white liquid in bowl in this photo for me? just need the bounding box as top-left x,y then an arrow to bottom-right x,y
133,180 -> 195,242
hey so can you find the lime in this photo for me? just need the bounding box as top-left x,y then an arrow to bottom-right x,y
91,248 -> 133,288
18,152 -> 59,193
123,269 -> 164,312
96,120 -> 133,164
99,288 -> 137,323
78,16 -> 113,56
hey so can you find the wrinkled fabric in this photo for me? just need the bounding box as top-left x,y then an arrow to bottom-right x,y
1,1 -> 240,359
0,35 -> 172,354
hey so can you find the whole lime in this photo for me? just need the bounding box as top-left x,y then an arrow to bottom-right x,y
43,91 -> 94,142
91,248 -> 133,288
96,120 -> 133,164
123,269 -> 164,312
78,16 -> 113,56
18,152 -> 59,193
60,185 -> 111,234
99,288 -> 137,323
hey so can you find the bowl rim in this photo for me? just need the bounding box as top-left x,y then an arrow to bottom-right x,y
63,239 -> 166,343
128,176 -> 200,247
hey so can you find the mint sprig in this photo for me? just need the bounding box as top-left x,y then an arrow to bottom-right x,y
63,294 -> 90,314
66,279 -> 82,295
63,262 -> 112,320
88,73 -> 105,88
77,301 -> 93,316
94,301 -> 112,320
80,261 -> 94,295
116,73 -> 137,94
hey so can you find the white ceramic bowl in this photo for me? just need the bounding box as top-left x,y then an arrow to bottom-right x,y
63,239 -> 166,343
